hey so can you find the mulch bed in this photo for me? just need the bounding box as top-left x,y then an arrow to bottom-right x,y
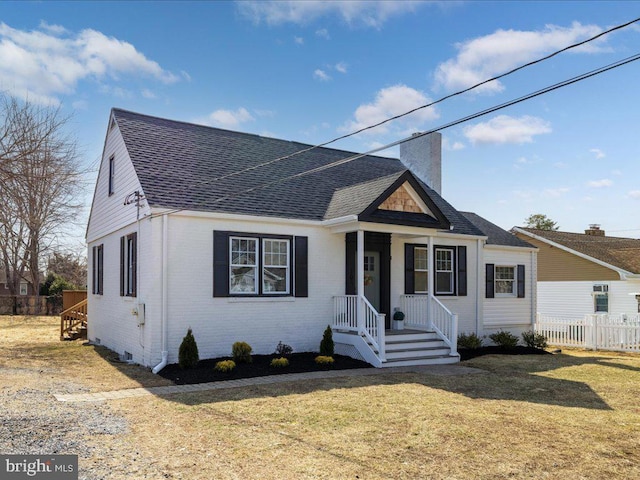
159,352 -> 372,385
459,345 -> 552,361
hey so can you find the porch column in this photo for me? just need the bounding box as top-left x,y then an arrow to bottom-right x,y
357,229 -> 365,332
427,236 -> 434,331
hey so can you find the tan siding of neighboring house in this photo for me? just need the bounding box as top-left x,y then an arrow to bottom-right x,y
514,234 -> 619,281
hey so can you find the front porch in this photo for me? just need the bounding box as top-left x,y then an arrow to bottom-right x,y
332,294 -> 459,367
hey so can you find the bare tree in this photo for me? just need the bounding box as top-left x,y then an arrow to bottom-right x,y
0,94 -> 85,312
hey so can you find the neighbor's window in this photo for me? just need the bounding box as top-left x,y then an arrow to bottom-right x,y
19,283 -> 28,295
435,247 -> 454,295
495,266 -> 516,296
593,284 -> 609,313
414,247 -> 428,293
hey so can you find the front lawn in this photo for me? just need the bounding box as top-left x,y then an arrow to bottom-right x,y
2,315 -> 640,479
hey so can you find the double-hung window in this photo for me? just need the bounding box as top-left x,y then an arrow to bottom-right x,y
215,231 -> 305,297
404,244 -> 466,296
495,266 -> 516,296
230,237 -> 259,294
120,232 -> 137,297
486,264 -> 525,298
435,247 -> 455,295
414,247 -> 428,293
92,244 -> 104,295
593,284 -> 609,313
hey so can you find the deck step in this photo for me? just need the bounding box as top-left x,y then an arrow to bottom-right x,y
385,346 -> 451,360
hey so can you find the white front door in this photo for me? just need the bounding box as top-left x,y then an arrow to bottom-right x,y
364,251 -> 380,311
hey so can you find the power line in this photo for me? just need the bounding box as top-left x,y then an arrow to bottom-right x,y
149,52 -> 640,219
174,16 -> 640,190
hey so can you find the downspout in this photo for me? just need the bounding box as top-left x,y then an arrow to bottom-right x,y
476,239 -> 482,335
152,213 -> 169,374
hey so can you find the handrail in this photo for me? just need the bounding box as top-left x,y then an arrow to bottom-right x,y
333,295 -> 386,361
400,294 -> 458,356
60,298 -> 88,340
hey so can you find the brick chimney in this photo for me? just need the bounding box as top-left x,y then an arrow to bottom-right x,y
400,132 -> 442,195
585,224 -> 605,236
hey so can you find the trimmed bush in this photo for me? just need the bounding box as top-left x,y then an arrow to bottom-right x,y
489,330 -> 519,349
214,360 -> 236,372
315,355 -> 334,365
178,328 -> 199,369
270,357 -> 290,368
319,325 -> 334,356
274,341 -> 293,356
458,332 -> 483,350
232,341 -> 253,363
522,330 -> 548,349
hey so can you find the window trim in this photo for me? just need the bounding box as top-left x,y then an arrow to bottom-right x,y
593,284 -> 609,313
434,246 -> 456,296
108,155 -> 115,196
262,238 -> 291,295
229,236 -> 259,295
19,283 -> 28,296
218,232 -> 295,298
494,265 -> 516,297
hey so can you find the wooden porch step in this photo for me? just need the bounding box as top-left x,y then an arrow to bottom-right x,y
385,345 -> 451,360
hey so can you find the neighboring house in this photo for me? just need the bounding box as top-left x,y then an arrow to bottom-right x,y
0,269 -> 37,296
87,109 -> 537,370
513,225 -> 640,317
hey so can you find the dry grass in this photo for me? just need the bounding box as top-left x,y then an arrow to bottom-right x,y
3,316 -> 640,479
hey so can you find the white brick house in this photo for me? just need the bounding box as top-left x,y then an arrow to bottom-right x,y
87,109 -> 537,370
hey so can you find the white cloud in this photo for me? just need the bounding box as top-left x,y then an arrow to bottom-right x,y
586,179 -> 613,188
542,187 -> 570,198
554,161 -> 568,169
237,0 -> 427,28
316,28 -> 330,39
294,36 -> 304,45
181,70 -> 192,82
313,69 -> 331,81
71,99 -> 88,110
434,22 -> 605,93
141,88 -> 156,99
198,107 -> 255,128
611,169 -> 622,176
590,148 -> 606,159
442,137 -> 464,151
341,84 -> 439,135
628,190 -> 640,199
254,109 -> 276,118
463,115 -> 551,145
335,61 -> 348,74
0,22 -> 179,104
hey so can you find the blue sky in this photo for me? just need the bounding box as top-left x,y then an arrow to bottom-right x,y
2,0 -> 640,248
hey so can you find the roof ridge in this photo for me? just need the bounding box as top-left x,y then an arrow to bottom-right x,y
112,107 -> 400,162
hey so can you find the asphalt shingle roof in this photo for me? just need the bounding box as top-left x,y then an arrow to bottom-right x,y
460,212 -> 535,248
112,108 -> 484,236
518,227 -> 640,274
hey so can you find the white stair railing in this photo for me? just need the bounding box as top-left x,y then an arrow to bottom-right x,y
333,295 -> 386,361
400,294 -> 458,356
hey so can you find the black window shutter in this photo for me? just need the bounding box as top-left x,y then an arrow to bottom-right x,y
404,244 -> 415,294
294,236 -> 308,297
213,231 -> 230,297
517,264 -> 526,298
119,236 -> 125,296
345,233 -> 356,295
485,263 -> 495,298
131,233 -> 137,297
457,246 -> 467,296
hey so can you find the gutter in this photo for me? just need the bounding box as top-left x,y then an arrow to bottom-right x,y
152,213 -> 169,374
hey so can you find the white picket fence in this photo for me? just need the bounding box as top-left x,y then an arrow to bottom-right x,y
536,313 -> 640,352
